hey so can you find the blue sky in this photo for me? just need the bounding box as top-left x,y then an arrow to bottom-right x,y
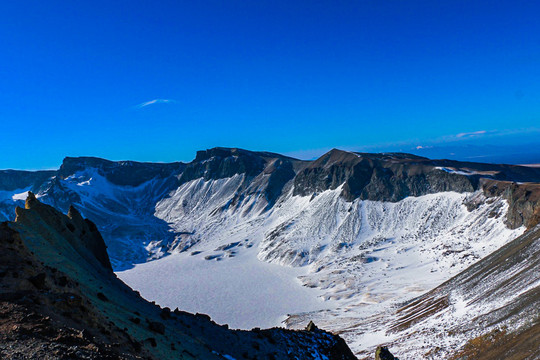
1,1 -> 539,169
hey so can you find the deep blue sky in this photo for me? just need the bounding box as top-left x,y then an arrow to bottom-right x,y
1,1 -> 539,169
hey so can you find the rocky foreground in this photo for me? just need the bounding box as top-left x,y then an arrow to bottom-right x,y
0,193 -> 356,359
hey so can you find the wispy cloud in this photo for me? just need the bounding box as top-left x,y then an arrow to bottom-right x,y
455,130 -> 487,138
135,98 -> 177,108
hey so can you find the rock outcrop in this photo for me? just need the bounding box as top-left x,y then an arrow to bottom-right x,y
480,179 -> 540,229
375,346 -> 398,360
15,192 -> 113,272
293,149 -> 540,202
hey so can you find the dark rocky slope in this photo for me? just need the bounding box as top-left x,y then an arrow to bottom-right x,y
58,157 -> 186,187
0,169 -> 55,192
389,224 -> 540,359
294,149 -> 540,202
481,179 -> 540,229
0,194 -> 356,359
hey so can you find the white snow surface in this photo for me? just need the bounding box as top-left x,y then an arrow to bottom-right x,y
118,244 -> 330,329
116,175 -> 524,356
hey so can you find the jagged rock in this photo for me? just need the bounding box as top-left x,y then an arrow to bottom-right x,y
306,321 -> 318,332
375,346 -> 397,360
15,192 -> 113,272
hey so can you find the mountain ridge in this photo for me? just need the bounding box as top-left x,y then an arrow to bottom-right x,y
2,147 -> 540,267
1,147 -> 539,357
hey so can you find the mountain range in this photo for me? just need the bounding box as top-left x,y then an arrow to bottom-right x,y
1,147 -> 539,358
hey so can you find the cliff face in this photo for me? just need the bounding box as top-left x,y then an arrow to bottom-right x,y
480,179 -> 540,229
0,196 -> 357,360
293,149 -> 540,202
179,147 -> 301,208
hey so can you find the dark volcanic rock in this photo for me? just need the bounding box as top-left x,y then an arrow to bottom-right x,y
375,346 -> 397,360
180,147 -> 298,183
480,179 -> 540,229
293,149 -> 540,202
293,149 -> 477,201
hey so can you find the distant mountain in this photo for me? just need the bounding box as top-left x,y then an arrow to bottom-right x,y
1,147 -> 539,357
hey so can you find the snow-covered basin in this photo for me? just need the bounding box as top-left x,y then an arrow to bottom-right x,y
117,244 -> 331,329
116,180 -> 524,355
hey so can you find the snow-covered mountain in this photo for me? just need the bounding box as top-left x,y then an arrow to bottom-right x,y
1,148 -> 539,357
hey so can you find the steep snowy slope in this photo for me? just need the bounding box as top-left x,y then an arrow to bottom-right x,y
377,223 -> 540,359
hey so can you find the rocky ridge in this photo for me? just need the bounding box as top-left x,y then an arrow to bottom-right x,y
2,148 -> 540,268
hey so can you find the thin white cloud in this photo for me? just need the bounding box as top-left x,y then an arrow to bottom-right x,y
455,130 -> 486,138
135,99 -> 176,108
